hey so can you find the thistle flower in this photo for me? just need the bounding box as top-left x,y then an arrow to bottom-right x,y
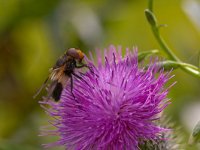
41,45 -> 174,150
139,116 -> 182,150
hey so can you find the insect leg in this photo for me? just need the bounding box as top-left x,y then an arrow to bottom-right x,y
70,75 -> 75,99
76,63 -> 98,77
72,72 -> 83,80
75,63 -> 88,69
72,72 -> 91,88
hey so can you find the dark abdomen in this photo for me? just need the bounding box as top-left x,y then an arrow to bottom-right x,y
52,82 -> 63,101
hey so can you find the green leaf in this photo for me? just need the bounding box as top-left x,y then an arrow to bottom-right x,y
138,49 -> 159,62
145,9 -> 157,27
146,60 -> 200,73
157,60 -> 181,70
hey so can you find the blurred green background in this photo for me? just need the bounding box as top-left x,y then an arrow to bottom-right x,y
0,0 -> 200,149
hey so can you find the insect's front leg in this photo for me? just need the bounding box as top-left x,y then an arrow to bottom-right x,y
70,75 -> 75,99
72,72 -> 83,80
75,63 -> 88,68
72,72 -> 91,88
76,63 -> 97,75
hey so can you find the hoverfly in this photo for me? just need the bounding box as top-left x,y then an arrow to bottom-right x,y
33,48 -> 90,101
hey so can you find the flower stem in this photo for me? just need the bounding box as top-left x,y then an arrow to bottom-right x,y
151,26 -> 180,62
148,0 -> 153,12
146,0 -> 200,78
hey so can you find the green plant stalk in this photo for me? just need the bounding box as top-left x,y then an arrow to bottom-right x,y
147,0 -> 200,78
151,26 -> 200,77
151,27 -> 180,61
148,0 -> 153,12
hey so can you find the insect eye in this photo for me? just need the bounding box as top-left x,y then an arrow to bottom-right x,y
66,48 -> 84,60
67,48 -> 79,58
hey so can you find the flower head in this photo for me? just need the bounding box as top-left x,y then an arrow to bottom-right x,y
41,45 -> 174,150
139,116 -> 181,150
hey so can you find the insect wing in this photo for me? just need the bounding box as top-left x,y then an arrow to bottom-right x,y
45,80 -> 58,100
47,76 -> 70,101
33,77 -> 49,99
